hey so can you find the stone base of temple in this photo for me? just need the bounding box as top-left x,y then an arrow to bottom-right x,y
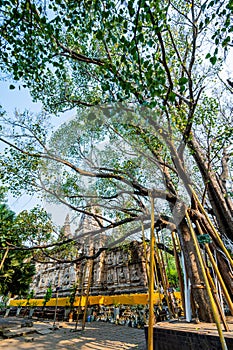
144,317 -> 233,350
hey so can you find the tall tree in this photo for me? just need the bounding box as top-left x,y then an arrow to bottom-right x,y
0,0 -> 232,321
0,0 -> 232,238
0,187 -> 57,296
0,188 -> 35,296
1,105 -> 232,322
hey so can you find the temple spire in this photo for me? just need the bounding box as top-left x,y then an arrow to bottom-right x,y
63,213 -> 72,238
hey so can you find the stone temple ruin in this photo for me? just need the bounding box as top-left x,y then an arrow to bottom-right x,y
30,213 -> 149,299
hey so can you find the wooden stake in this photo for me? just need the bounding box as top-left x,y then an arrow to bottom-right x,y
154,231 -> 172,316
171,232 -> 185,316
74,262 -> 88,330
195,220 -> 233,316
0,248 -> 9,270
189,186 -> 233,268
82,255 -> 94,331
53,288 -> 59,329
206,268 -> 229,332
195,220 -> 229,331
142,221 -> 150,285
148,194 -> 155,350
186,211 -> 228,350
153,252 -> 159,290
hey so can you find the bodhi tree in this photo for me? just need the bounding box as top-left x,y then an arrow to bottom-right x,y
0,0 -> 232,239
0,0 -> 233,322
0,104 -> 232,323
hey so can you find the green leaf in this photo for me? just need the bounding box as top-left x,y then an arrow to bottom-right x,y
222,35 -> 231,47
96,30 -> 103,40
9,84 -> 15,89
178,77 -> 188,85
210,56 -> 217,65
168,91 -> 176,102
148,39 -> 153,47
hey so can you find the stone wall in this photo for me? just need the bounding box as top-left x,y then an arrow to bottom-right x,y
31,261 -> 77,298
30,240 -> 149,298
30,212 -> 149,299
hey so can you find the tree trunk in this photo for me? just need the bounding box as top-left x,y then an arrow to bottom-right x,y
178,219 -> 215,322
188,135 -> 233,241
212,244 -> 233,301
191,209 -> 233,303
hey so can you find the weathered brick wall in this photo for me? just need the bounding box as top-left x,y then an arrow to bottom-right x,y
144,326 -> 233,350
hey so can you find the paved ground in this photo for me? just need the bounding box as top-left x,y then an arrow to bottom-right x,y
153,316 -> 233,336
0,318 -> 146,350
2,316 -> 232,349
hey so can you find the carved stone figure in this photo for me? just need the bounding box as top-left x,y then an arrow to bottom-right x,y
131,268 -> 140,281
118,268 -> 126,282
107,269 -> 114,283
118,252 -> 124,264
30,213 -> 148,298
107,255 -> 113,265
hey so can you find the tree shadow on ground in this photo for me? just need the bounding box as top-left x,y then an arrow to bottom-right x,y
0,320 -> 146,350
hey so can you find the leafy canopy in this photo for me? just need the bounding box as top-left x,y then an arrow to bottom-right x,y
0,187 -> 56,296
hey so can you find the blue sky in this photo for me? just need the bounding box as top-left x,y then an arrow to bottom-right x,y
0,80 -> 74,227
0,80 -> 42,115
0,80 -> 43,213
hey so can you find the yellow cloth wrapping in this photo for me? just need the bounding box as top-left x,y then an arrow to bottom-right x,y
9,292 -> 181,307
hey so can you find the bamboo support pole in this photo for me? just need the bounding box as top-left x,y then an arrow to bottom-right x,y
148,195 -> 155,350
159,243 -> 175,315
185,211 -> 228,350
82,257 -> 94,331
195,220 -> 233,316
174,230 -> 191,317
153,253 -> 159,290
0,248 -> 9,270
190,186 -> 233,268
171,232 -> 185,316
206,245 -> 233,315
159,237 -> 169,289
154,231 -> 172,316
195,219 -> 229,331
74,263 -> 87,331
142,222 -> 150,285
53,288 -> 59,329
206,268 -> 229,332
154,247 -> 164,291
74,288 -> 83,330
153,250 -> 162,308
